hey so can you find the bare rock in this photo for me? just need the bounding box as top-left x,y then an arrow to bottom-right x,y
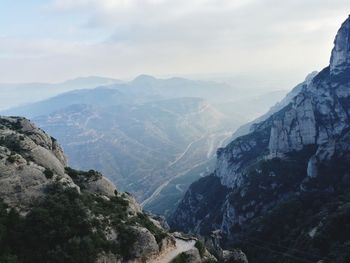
130,226 -> 160,260
222,249 -> 248,263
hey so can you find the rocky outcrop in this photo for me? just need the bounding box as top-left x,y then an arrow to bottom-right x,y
0,116 -> 77,209
172,16 -> 350,263
216,16 -> 350,189
130,226 -> 160,260
231,71 -> 318,141
330,15 -> 350,76
181,249 -> 202,263
0,116 -> 175,263
221,249 -> 248,263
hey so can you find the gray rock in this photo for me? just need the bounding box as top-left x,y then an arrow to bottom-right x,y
0,117 -> 77,209
222,249 -> 248,263
182,248 -> 202,263
172,16 -> 350,254
330,15 -> 350,75
0,116 -> 176,263
129,226 -> 159,260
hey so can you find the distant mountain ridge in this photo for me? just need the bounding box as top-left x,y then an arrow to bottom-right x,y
0,116 -> 178,263
0,76 -> 120,111
2,75 -> 286,218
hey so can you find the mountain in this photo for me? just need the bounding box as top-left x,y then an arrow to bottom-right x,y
0,76 -> 120,111
171,16 -> 350,263
0,116 -> 245,263
2,75 -> 284,119
32,97 -> 233,213
231,71 -> 317,140
0,116 -> 176,263
2,76 -> 284,218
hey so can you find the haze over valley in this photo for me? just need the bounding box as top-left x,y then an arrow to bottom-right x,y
1,2 -> 350,262
2,75 -> 287,217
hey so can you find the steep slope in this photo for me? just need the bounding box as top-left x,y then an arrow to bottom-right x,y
0,116 -> 179,263
172,16 -> 350,263
2,76 -> 285,217
32,98 -> 231,203
231,71 -> 317,140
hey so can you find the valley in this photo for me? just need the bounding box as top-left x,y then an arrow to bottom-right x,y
2,76 -> 284,218
1,2 -> 349,263
171,15 -> 350,263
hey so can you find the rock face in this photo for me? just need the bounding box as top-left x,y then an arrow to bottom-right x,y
0,117 -> 77,209
0,116 -> 174,263
231,71 -> 318,141
330,15 -> 350,75
172,16 -> 350,263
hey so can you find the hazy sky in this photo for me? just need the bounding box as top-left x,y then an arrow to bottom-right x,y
0,0 -> 349,88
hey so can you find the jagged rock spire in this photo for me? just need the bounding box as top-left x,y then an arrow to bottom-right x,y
330,15 -> 350,75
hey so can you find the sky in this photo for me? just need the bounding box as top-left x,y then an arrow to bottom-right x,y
0,0 -> 349,89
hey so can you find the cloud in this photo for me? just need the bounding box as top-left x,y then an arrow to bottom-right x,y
1,0 -> 349,85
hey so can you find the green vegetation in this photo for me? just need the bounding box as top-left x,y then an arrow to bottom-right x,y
6,155 -> 16,164
0,182 -> 157,263
0,185 -> 116,263
65,167 -> 102,188
171,252 -> 190,263
0,118 -> 23,131
65,167 -> 102,180
231,153 -> 350,263
43,168 -> 54,179
129,212 -> 168,243
195,240 -> 206,257
235,191 -> 350,263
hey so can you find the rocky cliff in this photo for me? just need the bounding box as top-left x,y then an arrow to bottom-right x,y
172,16 -> 350,263
0,116 -> 179,263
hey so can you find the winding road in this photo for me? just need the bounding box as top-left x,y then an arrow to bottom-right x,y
141,131 -> 232,208
167,136 -> 205,169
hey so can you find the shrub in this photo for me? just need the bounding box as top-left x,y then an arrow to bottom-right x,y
195,240 -> 206,257
7,155 -> 16,164
0,184 -> 138,263
43,168 -> 54,179
129,213 -> 167,243
171,252 -> 190,263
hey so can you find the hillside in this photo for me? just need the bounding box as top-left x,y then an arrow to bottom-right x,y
2,76 -> 285,217
0,116 -> 245,263
0,116 -> 180,262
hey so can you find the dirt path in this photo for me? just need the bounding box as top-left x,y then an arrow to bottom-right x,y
151,238 -> 196,263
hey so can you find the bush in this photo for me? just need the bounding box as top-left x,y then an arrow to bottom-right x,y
7,155 -> 16,163
171,252 -> 190,263
129,213 -> 167,243
195,240 -> 206,257
43,168 -> 54,179
0,184 -> 138,263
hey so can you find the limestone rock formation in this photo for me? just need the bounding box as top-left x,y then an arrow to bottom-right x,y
330,15 -> 350,75
172,16 -> 350,263
0,116 -> 175,263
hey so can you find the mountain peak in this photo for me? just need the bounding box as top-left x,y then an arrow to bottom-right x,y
132,74 -> 157,83
330,15 -> 350,75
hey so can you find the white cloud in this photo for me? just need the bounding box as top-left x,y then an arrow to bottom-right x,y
1,0 -> 349,86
